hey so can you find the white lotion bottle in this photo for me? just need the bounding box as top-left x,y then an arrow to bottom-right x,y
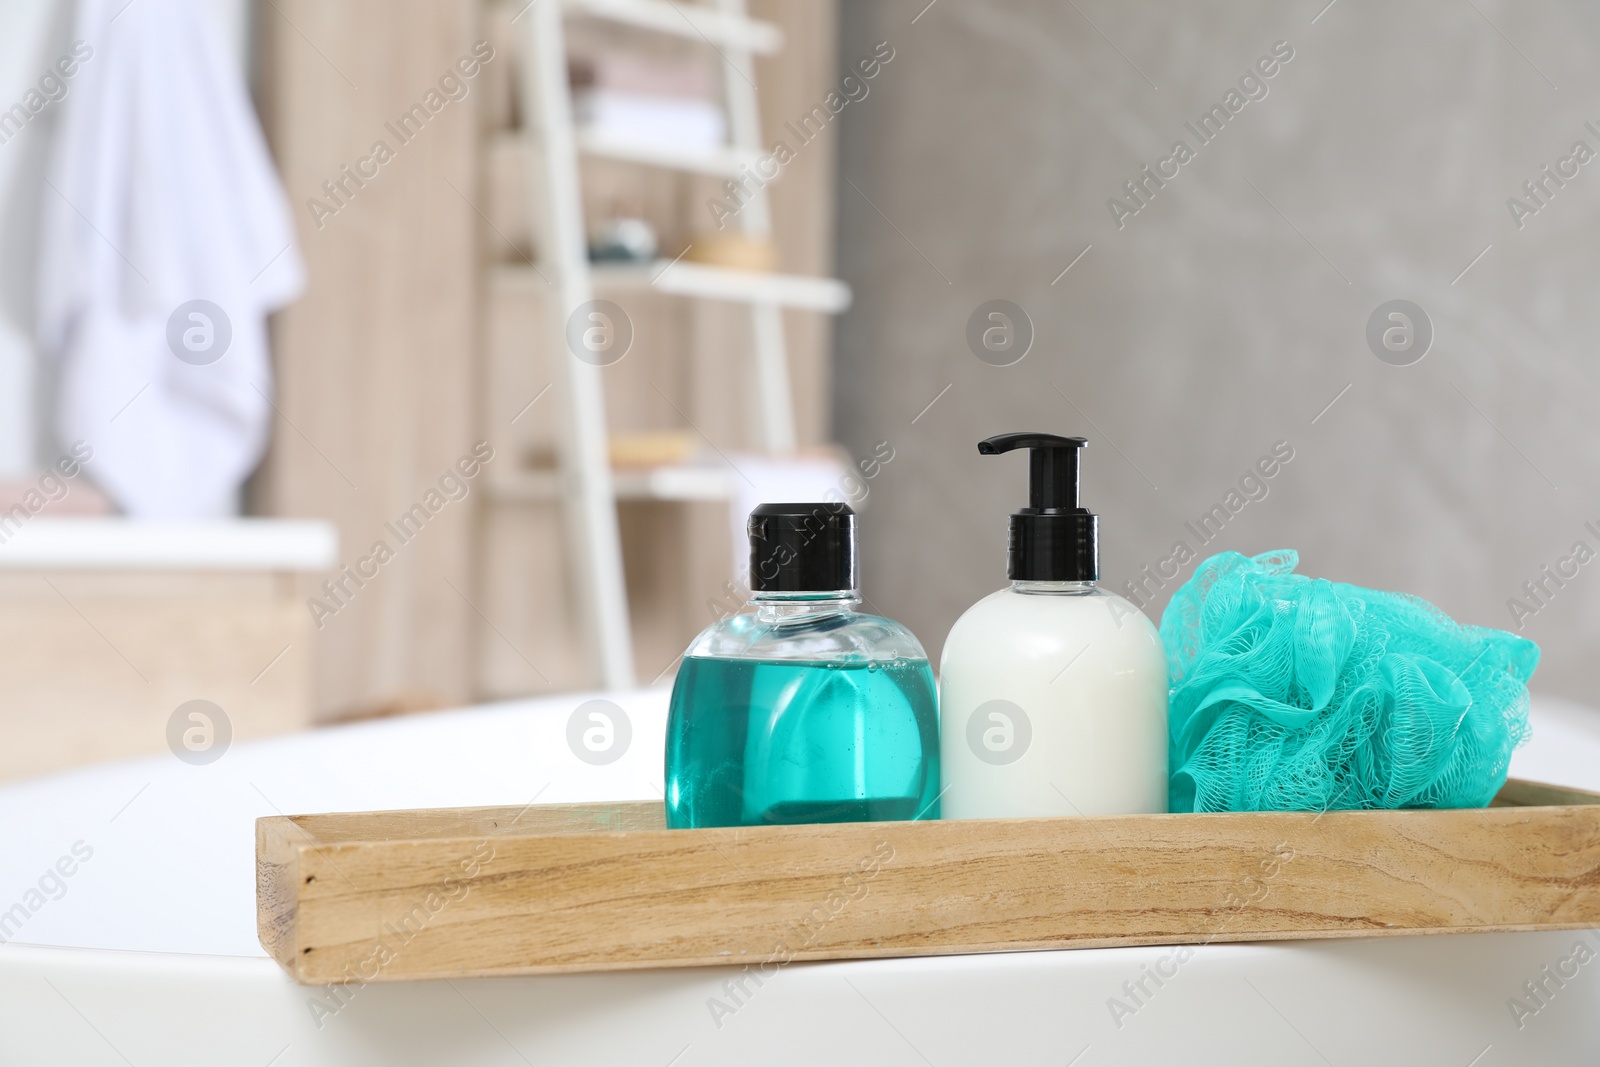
940,433 -> 1168,818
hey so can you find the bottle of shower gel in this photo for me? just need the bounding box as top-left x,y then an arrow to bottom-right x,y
665,503 -> 940,829
940,434 -> 1168,819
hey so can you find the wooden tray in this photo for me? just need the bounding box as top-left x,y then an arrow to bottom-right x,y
257,778 -> 1600,984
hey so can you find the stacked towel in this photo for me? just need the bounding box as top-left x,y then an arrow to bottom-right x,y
569,49 -> 726,150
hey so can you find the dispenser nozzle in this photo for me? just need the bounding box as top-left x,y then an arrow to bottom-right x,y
977,433 -> 1088,512
978,432 -> 1097,582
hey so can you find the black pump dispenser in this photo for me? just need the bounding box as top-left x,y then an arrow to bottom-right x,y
978,433 -> 1098,582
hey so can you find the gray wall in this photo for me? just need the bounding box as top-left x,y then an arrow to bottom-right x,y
834,0 -> 1600,704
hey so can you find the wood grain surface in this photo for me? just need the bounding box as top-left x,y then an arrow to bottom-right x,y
253,0 -> 482,718
0,570 -> 312,781
258,779 -> 1600,984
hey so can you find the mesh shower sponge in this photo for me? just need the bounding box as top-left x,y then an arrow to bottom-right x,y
1161,549 -> 1538,813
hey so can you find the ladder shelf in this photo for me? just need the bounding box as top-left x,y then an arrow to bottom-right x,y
512,0 -> 848,689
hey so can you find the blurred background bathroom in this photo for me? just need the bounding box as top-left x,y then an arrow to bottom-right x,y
1,0 -> 1594,780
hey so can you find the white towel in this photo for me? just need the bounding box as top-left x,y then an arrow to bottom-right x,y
36,0 -> 303,518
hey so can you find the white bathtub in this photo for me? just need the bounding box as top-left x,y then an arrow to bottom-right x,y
1,690 -> 1597,1065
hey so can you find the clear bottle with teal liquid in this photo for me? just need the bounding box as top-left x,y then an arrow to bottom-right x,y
665,503 -> 940,829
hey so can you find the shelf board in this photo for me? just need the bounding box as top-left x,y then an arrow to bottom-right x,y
575,129 -> 755,177
559,0 -> 783,54
493,131 -> 756,179
491,261 -> 851,313
492,131 -> 755,179
490,466 -> 733,503
591,260 -> 851,313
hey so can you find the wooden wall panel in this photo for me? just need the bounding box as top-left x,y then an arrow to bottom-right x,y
253,0 -> 482,718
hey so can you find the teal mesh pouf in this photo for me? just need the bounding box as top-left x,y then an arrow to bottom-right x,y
1161,550 -> 1539,813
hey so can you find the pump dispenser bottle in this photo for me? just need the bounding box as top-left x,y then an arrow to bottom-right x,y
665,503 -> 940,829
940,434 -> 1168,819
